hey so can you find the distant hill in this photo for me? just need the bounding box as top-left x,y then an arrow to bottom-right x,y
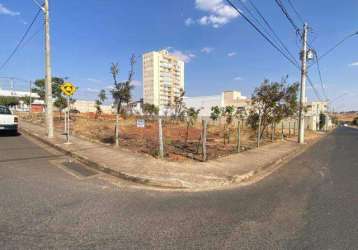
336,112 -> 358,122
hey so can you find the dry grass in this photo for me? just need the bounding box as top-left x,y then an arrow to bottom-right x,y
18,112 -> 307,161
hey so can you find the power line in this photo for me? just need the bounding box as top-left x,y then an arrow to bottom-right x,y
244,0 -> 299,65
307,75 -> 322,101
286,0 -> 304,24
0,8 -> 42,72
313,52 -> 328,100
225,0 -> 299,68
317,31 -> 358,61
274,0 -> 300,34
226,0 -> 322,101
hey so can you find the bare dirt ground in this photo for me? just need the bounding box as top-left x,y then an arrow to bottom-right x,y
19,112 -> 302,161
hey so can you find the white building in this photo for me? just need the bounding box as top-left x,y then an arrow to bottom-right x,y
184,90 -> 249,117
142,49 -> 185,111
305,101 -> 332,130
72,100 -> 112,114
0,89 -> 39,98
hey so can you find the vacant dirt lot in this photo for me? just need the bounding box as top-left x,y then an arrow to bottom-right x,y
19,112 -> 302,161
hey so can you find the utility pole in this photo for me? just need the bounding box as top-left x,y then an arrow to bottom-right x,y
44,0 -> 54,138
298,23 -> 308,144
29,81 -> 32,114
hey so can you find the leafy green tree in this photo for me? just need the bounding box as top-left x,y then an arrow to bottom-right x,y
222,106 -> 235,144
95,89 -> 107,118
20,96 -> 31,105
319,113 -> 326,130
352,117 -> 358,126
143,103 -> 159,117
184,107 -> 200,144
210,106 -> 221,121
0,96 -> 19,106
32,77 -> 64,100
247,79 -> 299,137
110,54 -> 136,146
31,77 -> 75,113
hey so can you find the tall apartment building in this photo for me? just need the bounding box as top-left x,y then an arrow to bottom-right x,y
142,50 -> 184,109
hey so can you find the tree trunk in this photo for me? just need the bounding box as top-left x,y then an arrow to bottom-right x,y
115,113 -> 119,146
185,123 -> 190,144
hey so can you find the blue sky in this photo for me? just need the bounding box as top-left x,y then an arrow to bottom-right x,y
0,0 -> 357,111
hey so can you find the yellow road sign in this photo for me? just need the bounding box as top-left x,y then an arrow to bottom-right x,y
60,82 -> 76,96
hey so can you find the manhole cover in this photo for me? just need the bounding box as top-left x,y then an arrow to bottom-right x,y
62,160 -> 98,178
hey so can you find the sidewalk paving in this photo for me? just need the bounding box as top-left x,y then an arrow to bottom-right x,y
19,121 -> 323,190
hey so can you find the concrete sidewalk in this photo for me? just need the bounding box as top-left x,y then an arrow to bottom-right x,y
19,121 -> 322,190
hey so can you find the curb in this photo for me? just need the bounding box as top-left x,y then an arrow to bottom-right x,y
20,127 -> 188,189
20,126 -> 329,191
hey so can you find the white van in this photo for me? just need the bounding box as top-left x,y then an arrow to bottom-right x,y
0,106 -> 18,134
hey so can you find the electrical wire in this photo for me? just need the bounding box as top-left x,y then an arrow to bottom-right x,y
0,8 -> 42,72
225,0 -> 299,68
317,31 -> 358,61
226,0 -> 322,101
307,75 -> 322,101
244,0 -> 299,66
286,0 -> 304,24
313,51 -> 328,100
274,0 -> 300,34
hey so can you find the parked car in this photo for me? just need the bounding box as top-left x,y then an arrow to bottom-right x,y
0,105 -> 18,134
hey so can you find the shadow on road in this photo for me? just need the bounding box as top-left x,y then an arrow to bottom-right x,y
0,131 -> 21,137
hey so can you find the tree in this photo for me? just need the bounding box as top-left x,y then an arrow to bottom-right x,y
184,107 -> 200,144
352,117 -> 358,126
32,77 -> 64,100
0,96 -> 18,106
110,54 -> 136,146
222,106 -> 235,144
20,96 -> 32,105
95,89 -> 107,118
143,103 -> 159,117
31,77 -> 75,115
319,113 -> 326,130
173,88 -> 185,120
247,79 -> 299,138
210,106 -> 221,121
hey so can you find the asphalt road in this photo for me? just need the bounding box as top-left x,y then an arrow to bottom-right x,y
0,127 -> 357,249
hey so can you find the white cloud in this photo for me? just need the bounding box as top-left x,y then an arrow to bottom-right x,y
195,0 -> 239,28
85,87 -> 100,93
349,62 -> 358,66
131,80 -> 142,86
185,17 -> 195,26
87,78 -> 102,83
170,50 -> 196,63
201,47 -> 214,54
0,4 -> 20,16
234,76 -> 242,81
227,52 -> 237,57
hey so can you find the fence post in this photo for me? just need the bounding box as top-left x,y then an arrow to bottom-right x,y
281,122 -> 284,141
158,117 -> 164,159
257,113 -> 262,148
115,113 -> 119,147
237,119 -> 241,153
202,119 -> 207,161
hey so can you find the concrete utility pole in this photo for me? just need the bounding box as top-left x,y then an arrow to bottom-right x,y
29,81 -> 32,114
44,0 -> 54,138
298,23 -> 308,144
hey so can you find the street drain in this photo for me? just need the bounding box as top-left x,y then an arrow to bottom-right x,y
61,160 -> 98,178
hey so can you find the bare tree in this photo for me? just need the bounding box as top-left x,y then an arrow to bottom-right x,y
111,54 -> 136,146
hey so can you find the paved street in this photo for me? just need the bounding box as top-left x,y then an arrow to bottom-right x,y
0,127 -> 357,249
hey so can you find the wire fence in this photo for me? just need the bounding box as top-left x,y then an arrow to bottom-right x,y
18,112 -> 304,161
